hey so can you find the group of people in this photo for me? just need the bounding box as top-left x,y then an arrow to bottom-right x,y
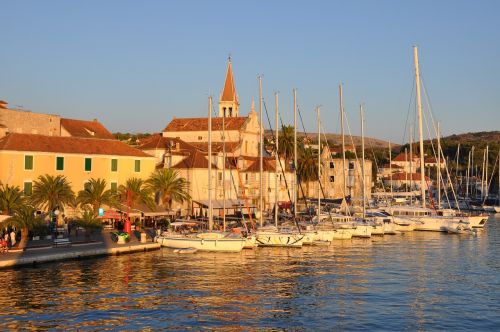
1,229 -> 18,252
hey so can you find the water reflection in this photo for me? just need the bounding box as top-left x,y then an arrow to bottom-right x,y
0,215 -> 498,330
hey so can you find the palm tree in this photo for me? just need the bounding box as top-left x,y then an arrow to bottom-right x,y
278,125 -> 296,162
147,169 -> 190,210
73,208 -> 103,242
118,177 -> 154,210
297,146 -> 319,198
30,175 -> 75,213
77,178 -> 117,216
3,205 -> 43,249
0,184 -> 24,214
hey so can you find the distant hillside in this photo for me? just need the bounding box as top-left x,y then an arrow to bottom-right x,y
265,130 -> 394,149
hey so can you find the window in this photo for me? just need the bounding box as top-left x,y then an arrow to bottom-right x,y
245,173 -> 249,184
330,161 -> 335,169
85,158 -> 92,172
111,159 -> 118,172
23,182 -> 32,196
349,162 -> 355,170
24,155 -> 33,170
330,176 -> 335,182
56,156 -> 64,171
135,160 -> 141,172
198,136 -> 203,140
111,182 -> 118,192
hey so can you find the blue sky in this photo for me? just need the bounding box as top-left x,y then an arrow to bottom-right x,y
1,0 -> 499,143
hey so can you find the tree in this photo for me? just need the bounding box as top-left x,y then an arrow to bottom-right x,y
3,205 -> 43,249
30,175 -> 75,212
73,208 -> 103,242
0,184 -> 24,215
278,125 -> 295,162
297,147 -> 319,198
77,178 -> 117,216
147,169 -> 190,209
118,177 -> 155,210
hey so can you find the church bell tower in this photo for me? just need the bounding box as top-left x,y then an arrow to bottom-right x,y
219,57 -> 239,117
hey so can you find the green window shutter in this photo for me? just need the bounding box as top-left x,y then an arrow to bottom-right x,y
56,157 -> 64,171
135,160 -> 141,172
24,182 -> 32,196
111,159 -> 118,172
25,155 -> 33,170
85,158 -> 92,171
111,182 -> 118,192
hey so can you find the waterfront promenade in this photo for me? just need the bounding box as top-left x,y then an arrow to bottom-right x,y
0,229 -> 161,269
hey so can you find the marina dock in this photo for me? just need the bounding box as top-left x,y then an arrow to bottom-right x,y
0,230 -> 161,269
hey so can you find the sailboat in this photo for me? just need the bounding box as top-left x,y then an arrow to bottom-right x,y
381,46 -> 488,231
156,96 -> 246,252
255,83 -> 305,247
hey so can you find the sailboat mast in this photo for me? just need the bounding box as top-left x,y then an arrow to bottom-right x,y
275,92 -> 279,229
340,84 -> 347,198
471,146 -> 475,197
208,96 -> 213,231
222,104 -> 226,232
317,106 -> 321,221
484,145 -> 490,199
409,126 -> 413,204
389,141 -> 393,197
456,143 -> 460,187
466,149 -> 471,198
437,121 -> 441,208
259,76 -> 264,227
405,147 -> 408,194
360,104 -> 366,219
413,46 -> 426,208
293,89 -> 298,219
481,149 -> 486,200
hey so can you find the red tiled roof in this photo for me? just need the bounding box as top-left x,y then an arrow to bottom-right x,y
382,163 -> 403,169
393,152 -> 419,162
245,159 -> 275,173
221,61 -> 237,102
189,141 -> 240,153
171,150 -> 218,169
61,118 -> 114,139
383,173 -> 431,181
138,134 -> 201,151
425,157 -> 438,163
163,117 -> 248,132
0,133 -> 151,157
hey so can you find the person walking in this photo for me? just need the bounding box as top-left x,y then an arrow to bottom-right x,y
10,230 -> 16,247
4,232 -> 10,249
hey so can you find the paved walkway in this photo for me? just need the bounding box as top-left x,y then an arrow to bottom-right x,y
0,229 -> 161,269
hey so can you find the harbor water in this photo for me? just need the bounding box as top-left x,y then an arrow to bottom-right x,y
1,215 -> 499,330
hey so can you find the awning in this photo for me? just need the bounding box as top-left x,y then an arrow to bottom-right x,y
98,210 -> 123,219
193,199 -> 255,209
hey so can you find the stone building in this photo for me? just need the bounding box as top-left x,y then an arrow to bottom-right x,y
139,59 -> 293,214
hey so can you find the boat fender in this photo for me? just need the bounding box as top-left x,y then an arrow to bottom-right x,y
201,239 -> 204,245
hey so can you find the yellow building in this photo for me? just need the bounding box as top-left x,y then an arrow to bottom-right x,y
0,133 -> 156,199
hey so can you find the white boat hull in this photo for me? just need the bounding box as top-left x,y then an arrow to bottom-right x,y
412,217 -> 461,232
156,235 -> 245,252
352,224 -> 372,238
463,215 -> 488,228
382,221 -> 397,235
256,231 -> 304,247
